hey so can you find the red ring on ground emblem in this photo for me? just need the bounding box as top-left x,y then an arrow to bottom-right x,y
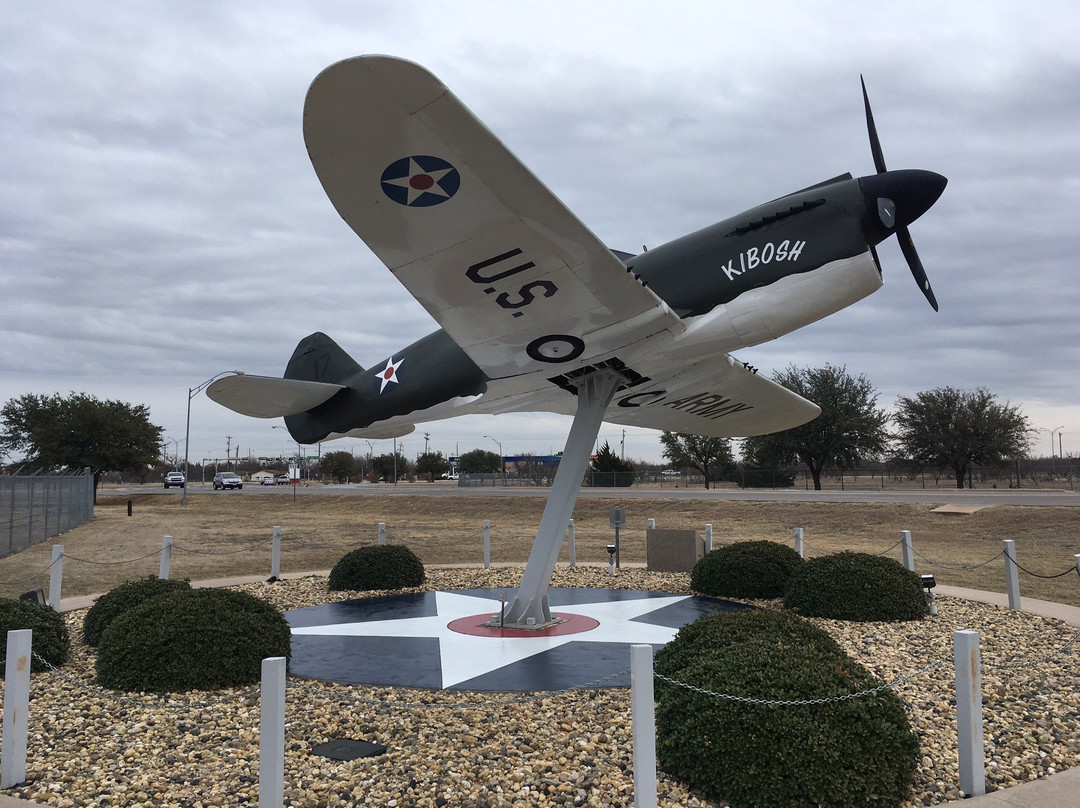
448,612 -> 599,637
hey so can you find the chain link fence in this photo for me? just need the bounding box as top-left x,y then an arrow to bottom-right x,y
1,469 -> 94,556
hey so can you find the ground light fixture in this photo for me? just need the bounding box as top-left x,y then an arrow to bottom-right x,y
606,544 -> 617,574
921,573 -> 938,616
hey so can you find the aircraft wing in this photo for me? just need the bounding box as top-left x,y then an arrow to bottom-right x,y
304,56 -> 684,381
477,353 -> 822,438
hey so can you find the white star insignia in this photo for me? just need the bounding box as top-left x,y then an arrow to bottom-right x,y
382,158 -> 454,205
378,356 -> 403,393
290,590 -> 690,689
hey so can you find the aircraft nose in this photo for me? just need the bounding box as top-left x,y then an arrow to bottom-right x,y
860,169 -> 947,233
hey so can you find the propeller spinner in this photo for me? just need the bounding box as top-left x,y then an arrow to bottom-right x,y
859,76 -> 946,311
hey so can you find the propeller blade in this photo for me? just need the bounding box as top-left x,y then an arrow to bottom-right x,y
896,225 -> 939,311
861,75 -> 888,174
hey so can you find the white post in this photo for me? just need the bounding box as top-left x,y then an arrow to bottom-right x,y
483,520 -> 491,569
567,519 -> 576,567
704,524 -> 713,554
794,527 -> 804,559
646,518 -> 655,530
2,629 -> 32,788
48,544 -> 63,611
954,630 -> 986,797
159,535 -> 173,580
377,522 -> 386,546
901,530 -> 914,572
630,644 -> 658,808
259,656 -> 286,808
1002,539 -> 1021,610
270,526 -> 282,580
1075,553 -> 1080,578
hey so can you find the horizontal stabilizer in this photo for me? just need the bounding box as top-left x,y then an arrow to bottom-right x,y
324,424 -> 416,441
207,374 -> 345,418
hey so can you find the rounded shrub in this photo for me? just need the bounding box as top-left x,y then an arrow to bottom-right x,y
654,609 -> 919,808
95,588 -> 291,692
328,544 -> 425,592
690,540 -> 804,599
784,552 -> 928,621
83,576 -> 192,646
0,598 -> 70,673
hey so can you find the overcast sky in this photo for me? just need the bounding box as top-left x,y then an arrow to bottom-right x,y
3,1 -> 1078,468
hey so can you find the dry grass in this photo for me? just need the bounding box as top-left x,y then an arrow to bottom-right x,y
2,489 -> 1078,606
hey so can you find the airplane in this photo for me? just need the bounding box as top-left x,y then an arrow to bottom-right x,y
209,56 -> 945,630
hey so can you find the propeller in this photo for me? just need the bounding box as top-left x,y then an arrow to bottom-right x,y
860,76 -> 944,311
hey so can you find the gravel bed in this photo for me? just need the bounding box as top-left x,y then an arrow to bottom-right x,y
6,567 -> 1080,807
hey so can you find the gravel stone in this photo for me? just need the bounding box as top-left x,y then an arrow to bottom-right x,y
3,566 -> 1078,807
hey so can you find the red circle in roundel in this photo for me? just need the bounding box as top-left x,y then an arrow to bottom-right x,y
410,174 -> 435,191
447,612 -> 599,638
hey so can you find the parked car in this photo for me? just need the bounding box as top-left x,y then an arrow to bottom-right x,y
164,472 -> 186,489
276,474 -> 291,485
260,475 -> 276,486
213,472 -> 243,490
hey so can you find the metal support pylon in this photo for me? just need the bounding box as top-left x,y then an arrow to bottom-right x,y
497,370 -> 624,628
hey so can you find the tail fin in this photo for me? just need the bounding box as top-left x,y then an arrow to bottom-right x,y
284,332 -> 365,384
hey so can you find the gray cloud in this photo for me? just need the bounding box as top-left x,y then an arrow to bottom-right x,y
3,1 -> 1078,464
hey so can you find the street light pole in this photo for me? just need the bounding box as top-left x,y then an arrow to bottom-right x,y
271,425 -> 301,480
183,371 -> 243,506
484,434 -> 504,485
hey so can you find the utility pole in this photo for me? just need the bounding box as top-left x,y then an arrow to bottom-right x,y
226,436 -> 232,471
424,432 -> 430,454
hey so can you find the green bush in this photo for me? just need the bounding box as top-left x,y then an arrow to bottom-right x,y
690,540 -> 803,599
83,576 -> 192,646
784,552 -> 929,621
328,544 -> 425,592
0,598 -> 70,674
654,610 -> 918,808
95,588 -> 291,692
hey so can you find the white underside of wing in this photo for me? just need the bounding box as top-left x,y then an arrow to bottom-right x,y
303,56 -> 684,382
207,375 -> 345,419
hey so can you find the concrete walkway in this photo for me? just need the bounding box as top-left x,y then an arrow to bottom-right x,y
2,574 -> 1076,807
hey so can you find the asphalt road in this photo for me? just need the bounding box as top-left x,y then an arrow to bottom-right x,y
114,481 -> 1080,507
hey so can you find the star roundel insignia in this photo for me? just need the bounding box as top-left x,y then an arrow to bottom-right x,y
378,356 -> 403,393
380,155 -> 461,207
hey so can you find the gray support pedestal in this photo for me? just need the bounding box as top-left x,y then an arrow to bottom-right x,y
498,371 -> 623,628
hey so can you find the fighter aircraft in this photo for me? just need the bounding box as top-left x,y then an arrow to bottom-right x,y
209,57 -> 944,447
208,56 -> 944,627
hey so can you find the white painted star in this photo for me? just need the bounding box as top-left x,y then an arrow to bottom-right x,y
378,356 -> 403,393
290,590 -> 690,689
382,158 -> 454,205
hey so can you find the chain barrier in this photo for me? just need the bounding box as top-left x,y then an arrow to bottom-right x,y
1001,549 -> 1078,580
983,629 -> 1080,670
654,654 -> 954,707
875,538 -> 905,557
29,651 -> 260,711
63,549 -> 162,566
0,554 -> 62,585
286,667 -> 631,711
912,548 -> 1004,572
170,543 -> 250,557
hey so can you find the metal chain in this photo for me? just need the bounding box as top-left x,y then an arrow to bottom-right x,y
654,654 -> 954,707
1001,550 -> 1078,580
912,548 -> 1003,572
984,628 -> 1080,670
170,543 -> 249,557
875,539 -> 905,557
286,668 -> 631,711
0,555 -> 62,585
63,549 -> 162,566
30,651 -> 260,711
